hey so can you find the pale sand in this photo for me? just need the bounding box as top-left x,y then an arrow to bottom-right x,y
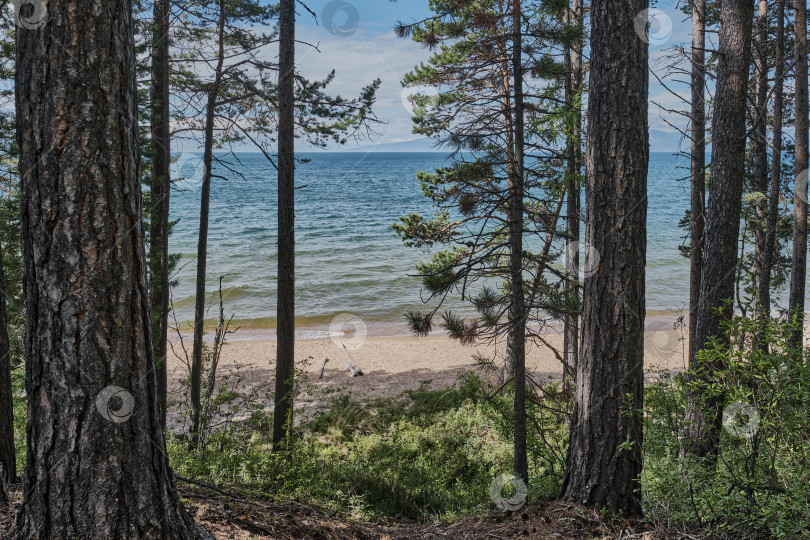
165,324 -> 689,430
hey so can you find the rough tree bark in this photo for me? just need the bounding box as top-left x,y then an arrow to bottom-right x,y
789,0 -> 808,351
0,240 -> 14,491
191,0 -> 226,441
752,0 -> 770,324
688,0 -> 706,365
13,0 -> 206,536
273,0 -> 296,451
563,0 -> 583,383
149,0 -> 171,429
682,0 -> 754,459
560,0 -> 648,516
758,0 -> 785,334
509,0 -> 528,485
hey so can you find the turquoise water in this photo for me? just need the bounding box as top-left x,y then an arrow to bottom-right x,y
167,152 -> 699,329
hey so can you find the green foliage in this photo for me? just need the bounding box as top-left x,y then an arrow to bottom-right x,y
311,402 -> 512,520
170,373 -> 499,520
171,0 -> 379,159
0,183 -> 23,368
11,370 -> 24,474
394,0 -> 579,352
167,371 -> 567,521
170,402 -> 508,521
415,247 -> 467,294
643,316 -> 810,537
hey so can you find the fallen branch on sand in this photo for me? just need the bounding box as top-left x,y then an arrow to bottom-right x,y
347,362 -> 363,376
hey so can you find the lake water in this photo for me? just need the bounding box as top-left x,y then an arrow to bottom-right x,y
166,151 -> 783,336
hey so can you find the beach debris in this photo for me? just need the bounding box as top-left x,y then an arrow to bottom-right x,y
319,357 -> 329,379
347,362 -> 363,377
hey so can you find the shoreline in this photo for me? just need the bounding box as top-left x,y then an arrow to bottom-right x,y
164,313 -> 810,431
177,310 -> 690,342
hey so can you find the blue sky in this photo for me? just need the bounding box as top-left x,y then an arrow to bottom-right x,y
284,1 -> 698,152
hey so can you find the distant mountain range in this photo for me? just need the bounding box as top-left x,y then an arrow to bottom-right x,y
332,131 -> 686,154
328,138 -> 445,153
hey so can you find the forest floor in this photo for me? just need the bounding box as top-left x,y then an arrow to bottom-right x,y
0,481 -> 699,539
186,487 -> 693,540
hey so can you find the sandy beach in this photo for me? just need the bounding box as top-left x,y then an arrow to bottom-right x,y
165,321 -> 689,430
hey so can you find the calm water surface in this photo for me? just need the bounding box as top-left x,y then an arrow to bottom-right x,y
167,152 -> 790,336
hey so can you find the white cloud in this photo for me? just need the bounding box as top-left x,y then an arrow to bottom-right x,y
294,27 -> 434,150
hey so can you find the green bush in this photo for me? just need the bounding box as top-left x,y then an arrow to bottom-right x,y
642,316 -> 810,538
308,401 -> 513,519
168,371 -> 566,521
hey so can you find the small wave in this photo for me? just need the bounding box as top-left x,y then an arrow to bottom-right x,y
172,283 -> 254,308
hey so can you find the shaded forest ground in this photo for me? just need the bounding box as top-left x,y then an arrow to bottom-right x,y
0,482 -> 696,539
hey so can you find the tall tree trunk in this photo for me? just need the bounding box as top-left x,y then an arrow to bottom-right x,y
758,0 -> 785,335
563,0 -> 583,384
273,0 -> 296,451
682,0 -> 754,459
149,0 -> 171,430
689,0 -> 706,366
789,0 -> 808,351
753,0 -> 770,323
190,0 -> 226,441
510,0 -> 528,485
13,0 -> 205,536
560,0 -> 648,515
0,240 -> 14,493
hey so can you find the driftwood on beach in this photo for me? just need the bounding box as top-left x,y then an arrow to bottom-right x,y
318,357 -> 329,378
347,362 -> 363,377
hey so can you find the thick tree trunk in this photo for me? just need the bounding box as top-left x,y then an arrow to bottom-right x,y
273,0 -> 296,451
13,0 -> 205,536
510,0 -> 528,485
191,0 -> 226,441
758,0 -> 785,334
0,240 -> 14,490
149,0 -> 171,430
682,0 -> 754,459
563,0 -> 583,384
753,0 -> 770,323
688,0 -> 706,365
789,0 -> 808,351
560,0 -> 648,516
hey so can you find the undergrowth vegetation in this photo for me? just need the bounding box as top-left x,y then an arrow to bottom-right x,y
642,316 -> 810,537
9,316 -> 810,536
167,371 -> 563,521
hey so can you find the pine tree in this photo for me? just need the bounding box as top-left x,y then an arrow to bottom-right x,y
758,0 -> 786,326
688,0 -> 706,366
273,0 -> 295,451
789,0 -> 808,352
394,0 -> 575,489
560,0 -> 648,515
562,0 -> 584,384
148,0 -> 172,430
13,0 -> 207,535
751,0 -> 770,324
682,0 -> 754,460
